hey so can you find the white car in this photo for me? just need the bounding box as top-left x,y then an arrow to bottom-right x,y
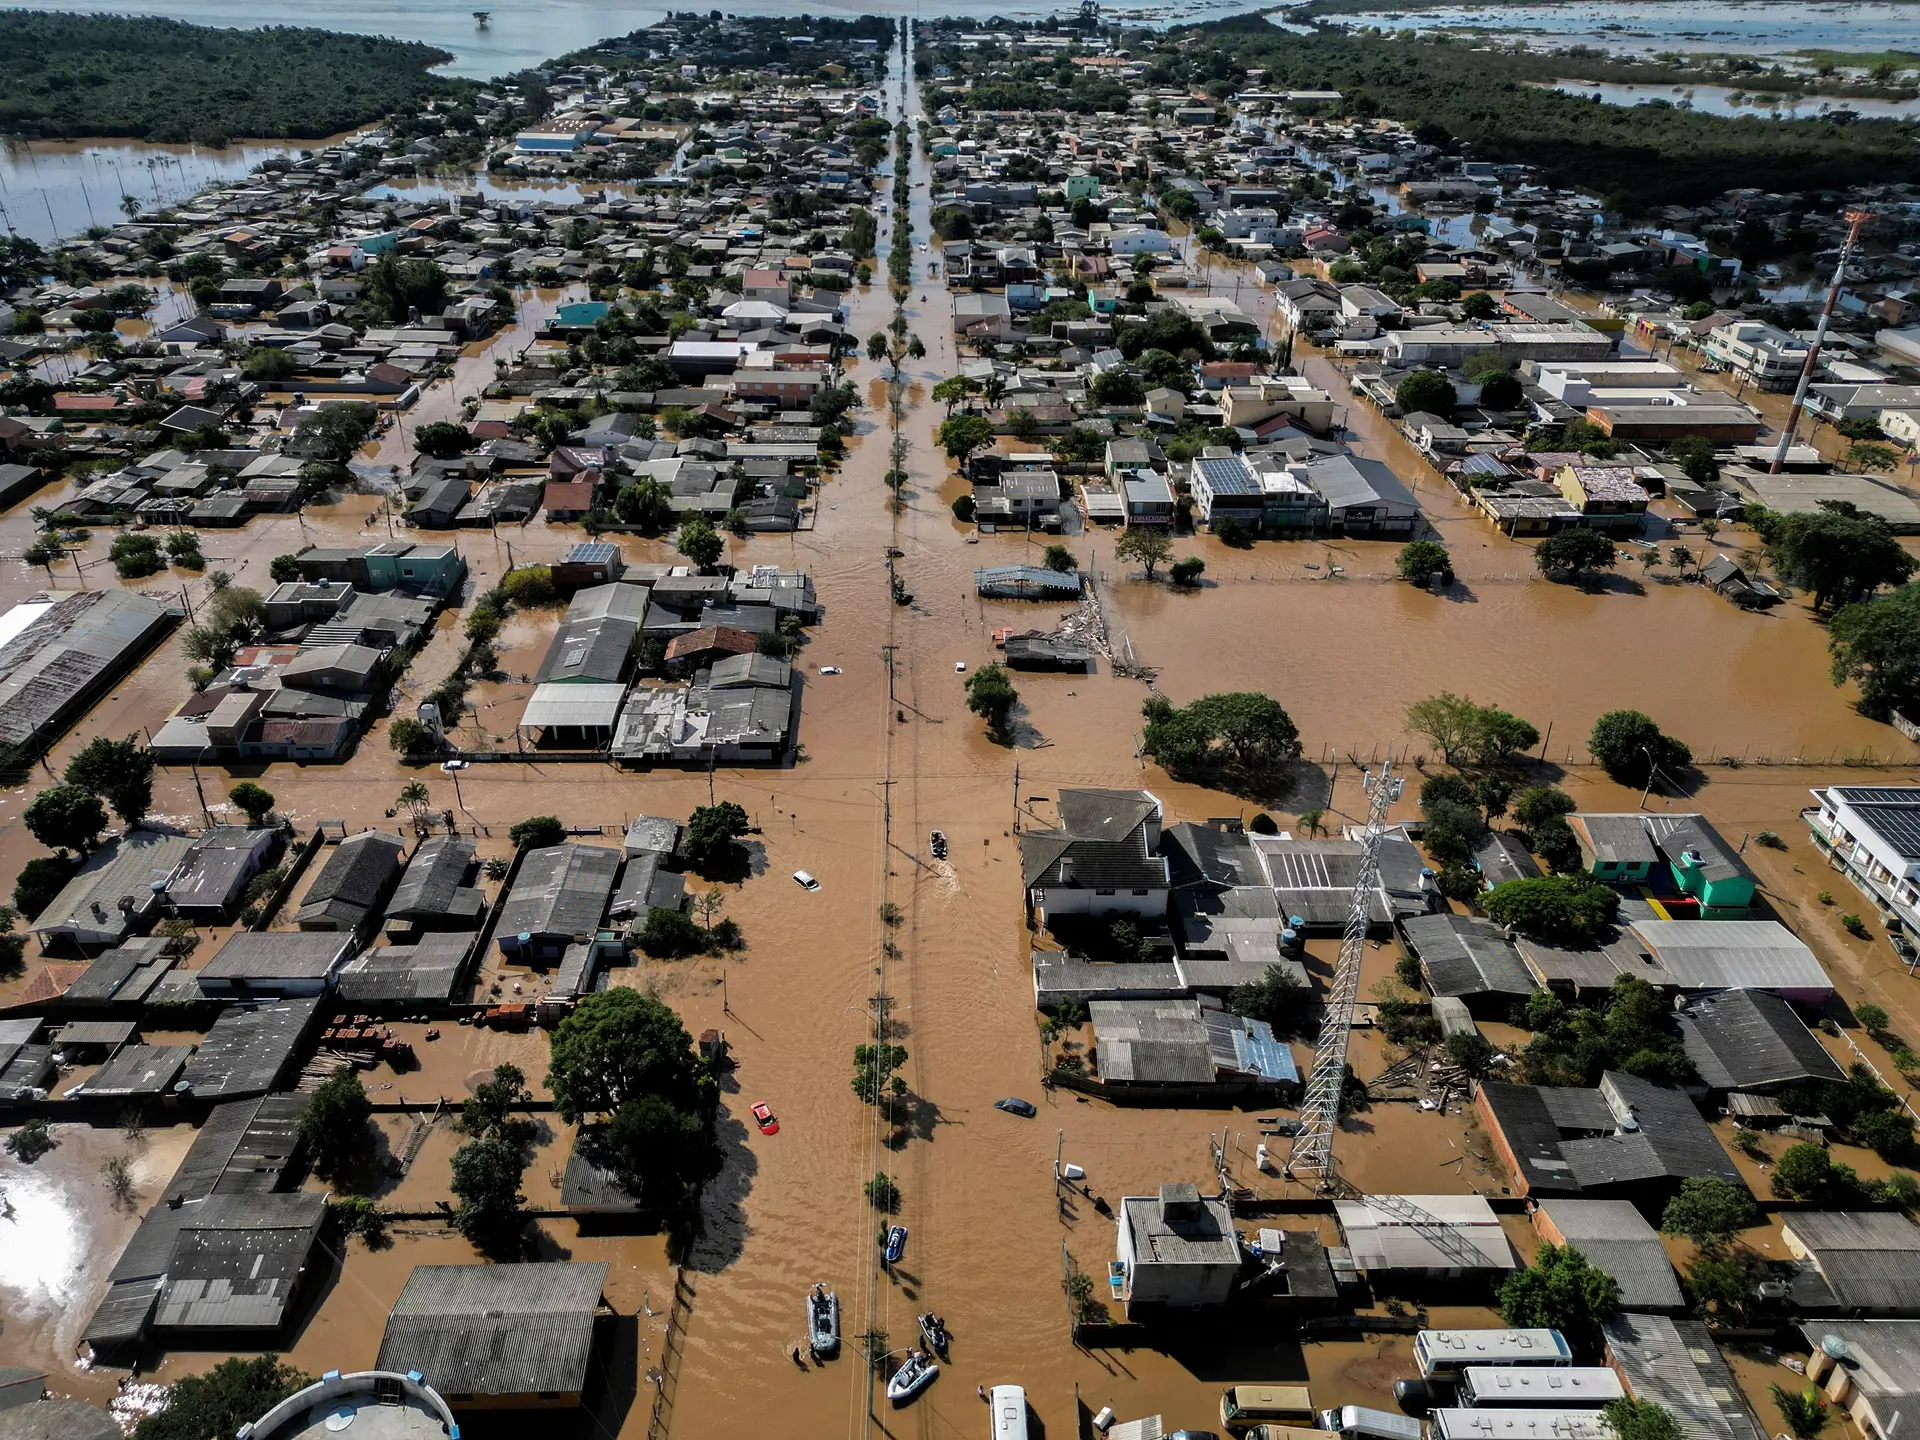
793,870 -> 821,891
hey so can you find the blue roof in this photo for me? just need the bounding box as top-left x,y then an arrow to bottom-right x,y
1232,1016 -> 1298,1082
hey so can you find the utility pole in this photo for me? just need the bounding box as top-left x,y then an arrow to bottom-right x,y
1771,208 -> 1868,475
1013,761 -> 1021,834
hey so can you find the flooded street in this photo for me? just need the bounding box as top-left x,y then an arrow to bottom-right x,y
9,27 -> 1920,1440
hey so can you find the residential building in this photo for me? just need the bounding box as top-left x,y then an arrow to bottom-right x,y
294,830 -> 407,933
1605,1314 -> 1766,1440
1020,788 -> 1169,927
1703,320 -> 1811,391
1476,1070 -> 1743,1201
196,932 -> 355,998
29,831 -> 194,956
1673,989 -> 1843,1095
1087,998 -> 1297,1090
1188,452 -> 1265,529
384,835 -> 485,939
1115,1183 -> 1240,1316
1781,1213 -> 1920,1317
375,1263 -> 611,1408
1808,786 -> 1920,942
1532,1200 -> 1683,1311
1399,913 -> 1536,1018
495,844 -> 621,963
1296,454 -> 1419,536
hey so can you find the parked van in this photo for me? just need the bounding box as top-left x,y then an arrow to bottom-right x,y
1316,1406 -> 1422,1440
1221,1386 -> 1315,1431
1458,1367 -> 1623,1409
1430,1410 -> 1612,1440
990,1386 -> 1028,1440
1414,1329 -> 1572,1381
1247,1428 -> 1325,1440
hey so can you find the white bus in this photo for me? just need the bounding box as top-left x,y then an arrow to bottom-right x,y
1458,1368 -> 1623,1409
1415,1330 -> 1572,1381
990,1386 -> 1028,1440
1316,1405 -> 1423,1440
1430,1410 -> 1614,1440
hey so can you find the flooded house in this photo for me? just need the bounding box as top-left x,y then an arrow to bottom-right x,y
375,1262 -> 613,1409
494,844 -> 621,963
29,831 -> 195,957
1531,1200 -> 1684,1312
294,829 -> 408,933
1114,1183 -> 1241,1318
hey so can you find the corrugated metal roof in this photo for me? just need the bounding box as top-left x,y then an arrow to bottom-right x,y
520,682 -> 628,730
1632,919 -> 1832,993
1603,1314 -> 1765,1440
498,844 -> 620,941
1333,1195 -> 1517,1271
377,1262 -> 610,1397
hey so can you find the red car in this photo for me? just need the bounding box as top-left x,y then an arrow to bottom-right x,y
752,1102 -> 779,1135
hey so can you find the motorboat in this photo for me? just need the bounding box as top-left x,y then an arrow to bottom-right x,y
929,830 -> 949,860
807,1284 -> 839,1356
918,1312 -> 950,1356
884,1225 -> 908,1263
886,1349 -> 938,1404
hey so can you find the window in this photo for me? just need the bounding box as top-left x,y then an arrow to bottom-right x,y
1095,888 -> 1115,896
1132,889 -> 1150,896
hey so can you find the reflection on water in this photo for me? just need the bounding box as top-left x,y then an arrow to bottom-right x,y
1548,77 -> 1920,119
1293,0 -> 1920,58
0,1158 -> 85,1309
0,139 -> 314,246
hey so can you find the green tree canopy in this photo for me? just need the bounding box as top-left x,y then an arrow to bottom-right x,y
228,781 -> 275,825
24,785 -> 108,854
133,1357 -> 312,1440
509,815 -> 566,851
965,663 -> 1020,739
1659,1176 -> 1759,1250
1116,527 -> 1174,580
413,421 -> 474,459
1751,500 -> 1917,612
604,1093 -> 707,1205
1485,874 -> 1620,945
1227,964 -> 1313,1037
64,736 -> 153,826
547,987 -> 704,1121
1829,584 -> 1920,716
1497,1242 -> 1619,1342
676,516 -> 725,569
1535,528 -> 1617,581
298,1071 -> 373,1182
1395,369 -> 1457,418
1604,1399 -> 1685,1440
938,414 -> 995,461
1589,709 -> 1690,786
1142,692 -> 1303,786
449,1135 -> 528,1251
684,801 -> 750,875
1397,540 -> 1453,587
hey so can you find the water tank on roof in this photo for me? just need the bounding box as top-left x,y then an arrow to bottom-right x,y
1821,1335 -> 1854,1362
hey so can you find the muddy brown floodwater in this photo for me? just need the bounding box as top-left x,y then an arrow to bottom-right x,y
10,37 -> 1920,1440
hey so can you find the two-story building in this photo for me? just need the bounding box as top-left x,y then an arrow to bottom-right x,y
1020,788 -> 1169,928
1809,786 -> 1920,942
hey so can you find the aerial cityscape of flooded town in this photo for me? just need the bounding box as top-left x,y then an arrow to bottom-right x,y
4,8 -> 1920,1440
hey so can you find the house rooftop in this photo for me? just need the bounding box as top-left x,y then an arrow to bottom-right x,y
375,1262 -> 610,1398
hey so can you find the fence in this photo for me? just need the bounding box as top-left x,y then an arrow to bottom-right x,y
644,1266 -> 695,1440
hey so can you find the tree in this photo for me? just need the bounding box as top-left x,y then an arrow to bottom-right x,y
1478,370 -> 1524,409
1497,1243 -> 1619,1341
1089,368 -> 1144,406
501,566 -> 556,607
615,479 -> 674,532
1513,785 -> 1576,832
547,987 -> 703,1121
684,801 -> 749,875
1830,585 -> 1920,715
1753,500 -> 1916,612
1604,1400 -> 1685,1440
1589,709 -> 1691,787
133,1358 -> 313,1440
676,516 -> 724,569
638,905 -> 703,958
852,1041 -> 909,1104
413,421 -> 475,458
396,781 -> 430,824
298,1072 -> 373,1182
605,1093 -> 706,1204
1855,1107 -> 1914,1161
449,1136 -> 527,1250
965,663 -> 1019,739
1142,692 -> 1302,783
363,253 -> 448,325
1228,964 -> 1312,1037
1395,369 -> 1457,418
509,815 -> 566,851
1686,1249 -> 1760,1322
13,856 -> 76,917
1170,556 -> 1206,587
1771,1386 -> 1830,1440
1464,707 -> 1540,770
1849,441 -> 1899,474
1659,1176 -> 1758,1250
291,403 -> 377,463
228,781 -> 275,825
459,1063 -> 535,1150
1460,291 -> 1499,320
1485,874 -> 1620,945
1397,540 -> 1453,587
5,1117 -> 55,1162
931,376 -> 980,414
1042,544 -> 1077,573
1405,693 -> 1479,765
1772,1141 -> 1849,1201
24,785 -> 107,855
937,414 -> 995,462
64,736 -> 153,826
1115,527 -> 1173,581
388,717 -> 436,756
1445,1030 -> 1495,1076
1535,528 -> 1617,582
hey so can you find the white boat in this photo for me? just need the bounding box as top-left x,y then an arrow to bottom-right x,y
886,1350 -> 938,1404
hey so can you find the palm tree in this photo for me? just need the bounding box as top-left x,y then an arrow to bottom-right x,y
1298,808 -> 1326,837
982,374 -> 1007,410
397,781 -> 431,824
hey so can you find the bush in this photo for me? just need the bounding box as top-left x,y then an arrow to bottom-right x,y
509,815 -> 566,851
132,1358 -> 312,1440
110,533 -> 164,578
1857,1004 -> 1891,1035
1485,874 -> 1619,945
5,1117 -> 55,1162
13,855 -> 77,917
500,566 -> 556,607
1589,709 -> 1691,787
1397,539 -> 1453,586
1395,369 -> 1457,418
1169,556 -> 1205,587
387,717 -> 436,755
865,1171 -> 900,1211
638,905 -> 702,958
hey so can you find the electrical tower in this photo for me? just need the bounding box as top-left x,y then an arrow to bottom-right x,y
1287,759 -> 1402,1184
1770,208 -> 1869,474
